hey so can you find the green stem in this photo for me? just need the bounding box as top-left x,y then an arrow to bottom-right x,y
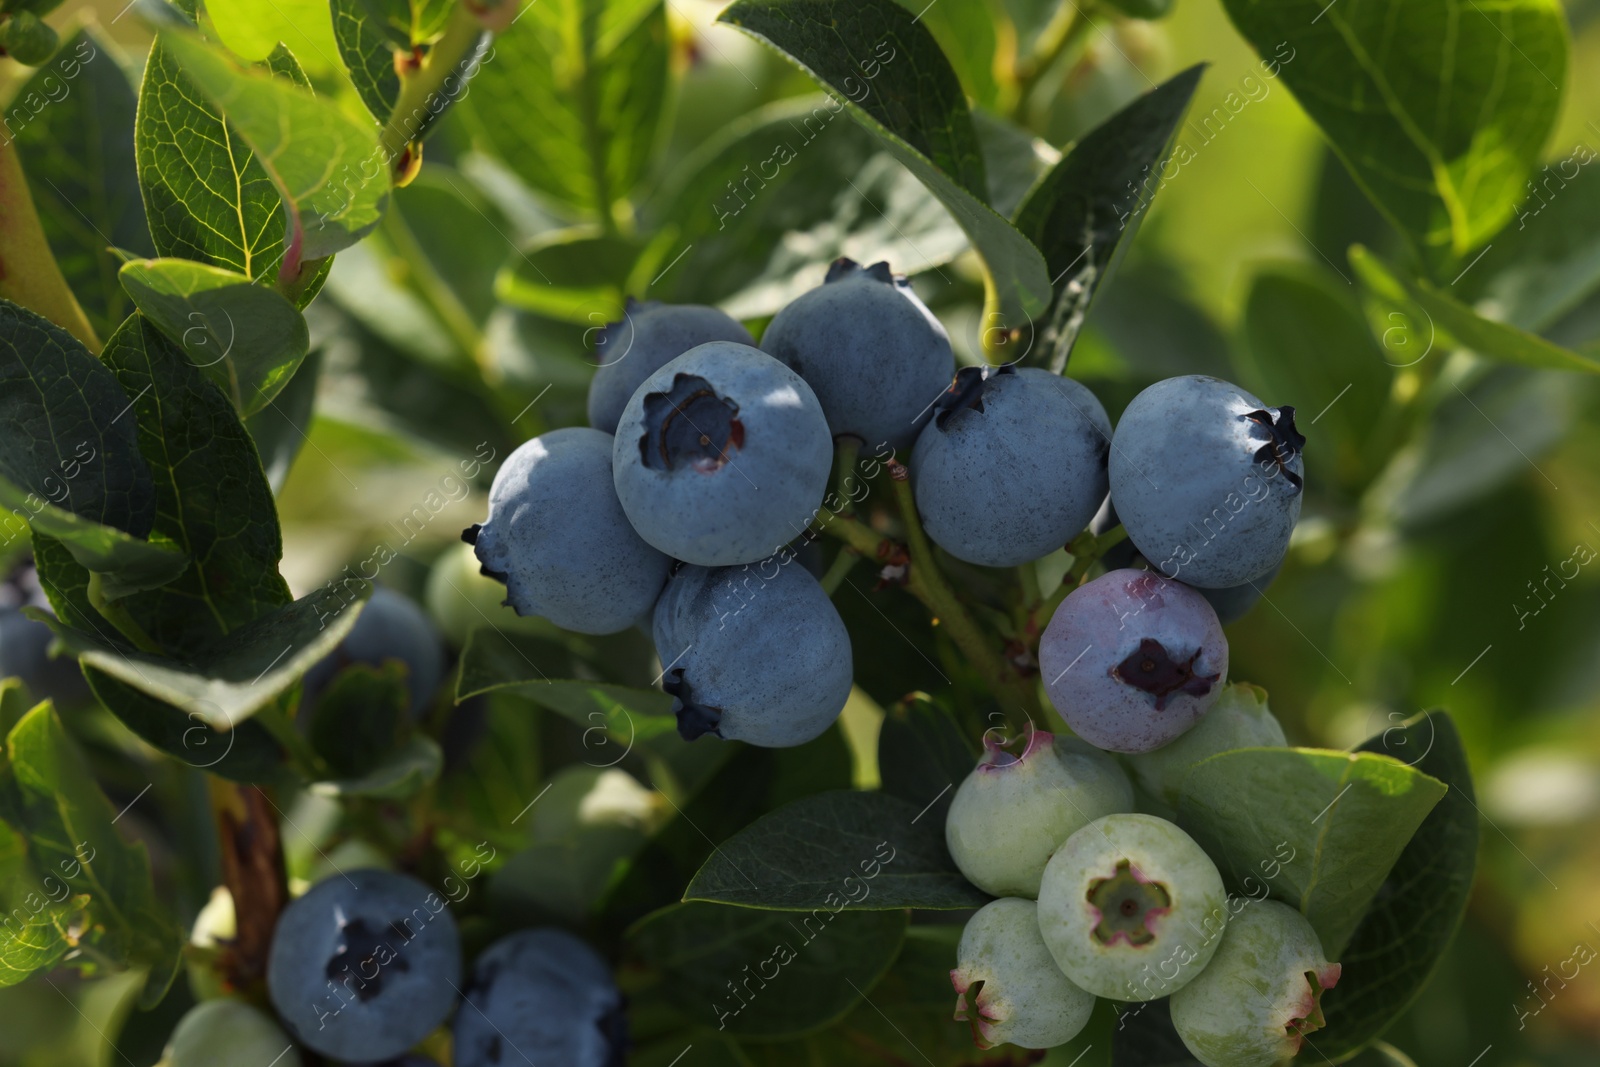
86,574 -> 163,655
0,137 -> 99,351
381,209 -> 486,371
253,703 -> 330,781
1029,526 -> 1129,636
818,548 -> 857,597
379,4 -> 488,178
1010,1 -> 1098,123
577,9 -> 618,235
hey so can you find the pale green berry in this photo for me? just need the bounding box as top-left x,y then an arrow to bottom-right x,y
945,730 -> 1133,898
164,1000 -> 301,1067
1128,682 -> 1286,805
1169,899 -> 1341,1067
1036,813 -> 1227,1001
951,898 -> 1095,1050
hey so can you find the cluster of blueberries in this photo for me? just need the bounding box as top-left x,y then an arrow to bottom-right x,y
467,255 -> 1307,754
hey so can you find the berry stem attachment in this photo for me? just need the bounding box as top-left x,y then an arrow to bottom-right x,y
378,3 -> 488,183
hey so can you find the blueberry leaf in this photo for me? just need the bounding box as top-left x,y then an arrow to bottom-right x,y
496,228 -> 641,325
646,96 -> 968,319
0,300 -> 155,539
10,29 -> 153,341
626,901 -> 907,1039
1175,746 -> 1447,958
310,736 -> 442,799
1318,711 -> 1478,1057
1218,0 -> 1567,263
118,258 -> 311,417
95,315 -> 293,652
1351,246 -> 1600,374
154,29 -> 389,272
1013,64 -> 1203,373
32,587 -> 363,731
331,0 -> 403,121
876,693 -> 975,828
455,0 -> 669,216
0,702 -> 182,1005
684,789 -> 990,910
244,346 -> 322,494
719,0 -> 1053,326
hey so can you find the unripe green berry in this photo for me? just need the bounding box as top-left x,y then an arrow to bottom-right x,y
945,730 -> 1133,898
951,898 -> 1095,1050
163,1000 -> 301,1067
1036,812 -> 1228,1001
1,12 -> 58,66
1128,682 -> 1287,806
1169,899 -> 1342,1067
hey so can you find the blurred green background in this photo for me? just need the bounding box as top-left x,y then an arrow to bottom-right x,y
3,0 -> 1600,1062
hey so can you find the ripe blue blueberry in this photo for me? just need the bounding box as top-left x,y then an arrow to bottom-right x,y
1036,813 -> 1228,1001
1109,375 -> 1304,588
951,898 -> 1095,1050
468,427 -> 671,635
164,999 -> 301,1067
612,342 -> 832,566
761,258 -> 954,449
652,560 -> 852,746
266,868 -> 461,1063
911,366 -> 1110,567
1040,568 -> 1228,754
1194,560 -> 1282,624
944,730 -> 1132,898
587,299 -> 755,433
1169,899 -> 1341,1067
454,928 -> 625,1067
306,586 -> 445,717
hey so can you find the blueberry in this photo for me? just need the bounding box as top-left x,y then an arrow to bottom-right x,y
165,999 -> 301,1067
1036,813 -> 1228,1001
1039,568 -> 1229,754
761,258 -> 954,449
454,928 -> 625,1067
1109,375 -> 1304,588
944,730 -> 1132,898
1194,559 -> 1282,624
587,299 -> 755,433
951,898 -> 1095,1050
1169,900 -> 1341,1067
911,366 -> 1111,567
307,587 -> 445,717
612,342 -> 832,566
652,560 -> 852,746
266,869 -> 461,1062
1128,682 -> 1286,806
470,427 -> 671,635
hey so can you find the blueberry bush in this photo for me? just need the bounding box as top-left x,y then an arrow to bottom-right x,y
0,0 -> 1596,1063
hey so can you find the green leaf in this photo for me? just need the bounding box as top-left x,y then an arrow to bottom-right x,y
1218,0 -> 1568,260
156,29 -> 389,268
11,30 -> 153,341
331,0 -> 404,121
205,0 -> 342,67
647,96 -> 969,319
720,0 -> 1053,325
245,346 -> 322,493
1013,64 -> 1203,372
895,0 -> 999,108
875,694 -> 974,829
0,300 -> 155,539
1319,712 -> 1479,1057
0,703 -> 181,999
35,586 -> 365,730
495,227 -> 640,325
82,669 -> 291,784
96,316 -> 293,652
1455,160 -> 1600,331
1239,262 -> 1394,494
136,37 -> 292,280
627,901 -> 907,1038
0,481 -> 186,601
685,790 -> 989,911
1176,746 -> 1447,957
310,735 -> 442,798
307,662 -> 408,776
390,167 -> 509,326
1351,246 -> 1600,374
457,0 -> 669,215
118,259 -> 311,416
972,107 -> 1059,220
